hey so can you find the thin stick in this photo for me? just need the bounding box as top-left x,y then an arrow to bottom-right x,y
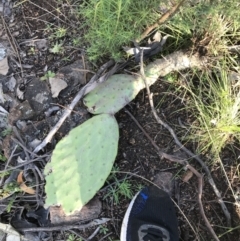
0,155 -> 49,174
33,60 -> 115,154
69,230 -> 86,241
0,145 -> 18,187
86,226 -> 100,241
138,50 -> 231,226
138,0 -> 186,42
98,232 -> 112,241
125,109 -> 162,154
18,218 -> 110,232
162,154 -> 220,241
1,16 -> 24,78
138,51 -> 223,240
126,108 -> 220,241
81,54 -> 87,84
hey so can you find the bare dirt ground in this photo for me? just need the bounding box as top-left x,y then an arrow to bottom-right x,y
0,1 -> 240,241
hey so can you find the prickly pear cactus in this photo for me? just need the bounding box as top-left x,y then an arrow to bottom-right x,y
83,74 -> 145,114
44,114 -> 119,214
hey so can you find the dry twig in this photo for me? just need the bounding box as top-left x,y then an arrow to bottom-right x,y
138,0 -> 186,42
0,145 -> 18,187
33,60 -> 115,154
138,50 -> 231,226
126,108 -> 220,241
0,155 -> 49,174
162,154 -> 220,241
137,50 -> 225,240
1,16 -> 24,78
18,218 -> 110,232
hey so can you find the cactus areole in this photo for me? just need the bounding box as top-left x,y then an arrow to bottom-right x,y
44,114 -> 119,214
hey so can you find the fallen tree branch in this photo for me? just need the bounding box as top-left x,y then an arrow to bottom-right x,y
139,50 -> 230,234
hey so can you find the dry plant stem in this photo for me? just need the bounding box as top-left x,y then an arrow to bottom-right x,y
81,54 -> 87,84
125,110 -> 161,153
139,51 -> 231,226
1,16 -> 24,78
98,233 -> 113,241
28,1 -> 69,25
126,108 -> 219,240
11,138 -> 29,160
86,227 -> 100,241
33,60 -> 115,154
162,154 -> 220,241
0,145 -> 18,187
138,0 -> 186,42
30,165 -> 40,208
69,230 -> 86,241
0,155 -> 49,174
18,218 -> 110,232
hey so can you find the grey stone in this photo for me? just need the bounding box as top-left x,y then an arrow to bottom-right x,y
153,172 -> 174,195
25,78 -> 53,114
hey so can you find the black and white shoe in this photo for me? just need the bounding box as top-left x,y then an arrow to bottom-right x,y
120,186 -> 179,241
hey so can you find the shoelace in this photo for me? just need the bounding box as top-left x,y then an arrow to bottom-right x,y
141,227 -> 168,241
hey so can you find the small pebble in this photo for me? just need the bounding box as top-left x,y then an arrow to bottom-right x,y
129,137 -> 135,145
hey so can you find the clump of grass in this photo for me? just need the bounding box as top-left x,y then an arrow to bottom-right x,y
78,0 -> 240,60
165,0 -> 240,55
104,165 -> 143,204
79,0 -> 169,60
183,63 -> 240,159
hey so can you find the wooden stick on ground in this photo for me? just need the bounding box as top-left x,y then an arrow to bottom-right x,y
33,60 -> 115,154
162,153 -> 220,241
126,108 -> 220,241
138,50 -> 231,226
138,0 -> 186,42
18,218 -> 110,232
138,50 -> 229,238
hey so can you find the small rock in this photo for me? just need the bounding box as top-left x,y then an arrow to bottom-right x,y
0,42 -> 6,60
16,120 -> 27,130
58,59 -> 92,97
23,233 -> 40,241
153,172 -> 174,194
35,39 -> 48,51
28,139 -> 41,150
129,137 -> 136,145
25,78 -> 53,114
49,74 -> 67,98
0,57 -> 9,75
7,76 -> 16,92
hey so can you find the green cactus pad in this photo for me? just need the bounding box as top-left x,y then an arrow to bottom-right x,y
44,114 -> 119,214
83,74 -> 144,114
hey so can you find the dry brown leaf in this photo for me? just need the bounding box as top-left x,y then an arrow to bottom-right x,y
182,170 -> 193,182
17,171 -> 35,195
